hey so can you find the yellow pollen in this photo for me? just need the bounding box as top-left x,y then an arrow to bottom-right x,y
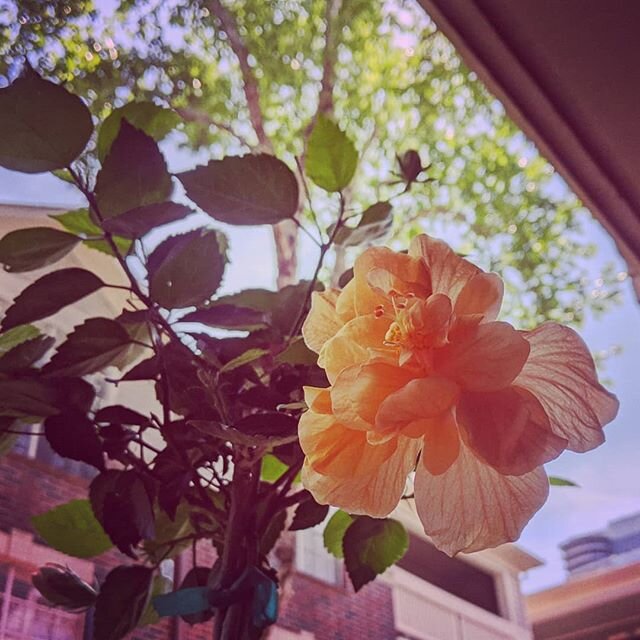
384,322 -> 403,345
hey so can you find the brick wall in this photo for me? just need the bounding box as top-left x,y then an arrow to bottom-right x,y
278,572 -> 396,640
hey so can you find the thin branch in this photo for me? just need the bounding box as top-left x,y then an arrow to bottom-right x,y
206,0 -> 272,152
295,156 -> 323,240
175,105 -> 255,150
292,217 -> 321,248
317,0 -> 343,117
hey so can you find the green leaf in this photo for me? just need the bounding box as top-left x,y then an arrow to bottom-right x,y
335,201 -> 393,247
95,120 -> 173,218
44,318 -> 131,376
343,516 -> 408,591
147,228 -> 227,309
306,115 -> 358,192
94,566 -> 153,640
178,154 -> 299,225
97,102 -> 180,161
275,337 -> 318,365
101,202 -> 192,238
290,495 -> 329,531
142,502 -> 195,564
323,510 -> 353,559
261,454 -> 288,483
51,208 -> 131,256
32,499 -> 113,559
0,325 -> 40,356
2,268 -> 104,331
138,574 -> 172,627
0,227 -> 80,272
549,476 -> 580,487
0,335 -> 55,373
0,68 -> 93,173
220,348 -> 269,373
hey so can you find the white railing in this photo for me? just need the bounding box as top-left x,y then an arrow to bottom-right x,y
0,595 -> 83,640
387,567 -> 532,640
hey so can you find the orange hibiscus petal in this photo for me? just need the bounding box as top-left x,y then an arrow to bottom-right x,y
353,246 -> 430,315
335,279 -> 357,323
302,436 -> 420,517
454,272 -> 504,321
515,323 -> 619,452
375,376 -> 459,433
303,386 -> 332,414
331,362 -> 416,430
457,387 -> 567,475
435,321 -> 530,391
299,407 -> 397,478
419,410 -> 460,475
318,314 -> 393,383
414,441 -> 549,555
302,290 -> 344,353
409,234 -> 479,304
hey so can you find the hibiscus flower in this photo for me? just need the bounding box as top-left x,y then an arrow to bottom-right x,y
300,234 -> 618,555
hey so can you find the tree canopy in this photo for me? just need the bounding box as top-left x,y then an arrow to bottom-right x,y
0,0 -> 622,324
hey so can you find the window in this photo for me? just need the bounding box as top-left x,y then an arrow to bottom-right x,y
295,523 -> 342,586
397,534 -> 500,616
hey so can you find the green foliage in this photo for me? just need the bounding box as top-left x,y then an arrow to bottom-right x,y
306,115 -> 358,192
0,68 -> 92,172
323,509 -> 353,558
549,476 -> 579,487
178,155 -> 299,225
51,208 -> 131,255
0,227 -> 80,272
32,499 -> 113,559
343,516 -> 409,591
1,268 -> 103,330
147,229 -> 227,309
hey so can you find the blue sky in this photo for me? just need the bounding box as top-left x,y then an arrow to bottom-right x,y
1,161 -> 639,594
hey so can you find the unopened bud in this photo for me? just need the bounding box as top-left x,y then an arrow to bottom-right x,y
32,563 -> 97,612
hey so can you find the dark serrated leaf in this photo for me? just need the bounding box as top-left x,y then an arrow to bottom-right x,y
95,405 -> 150,426
44,318 -> 131,376
260,510 -> 287,557
32,564 -> 98,612
121,355 -> 159,381
0,68 -> 93,173
95,120 -> 172,218
290,494 -> 329,531
32,499 -> 112,559
2,268 -> 104,330
180,304 -> 268,331
0,227 -> 79,272
147,228 -> 226,309
343,517 -> 408,591
90,470 -> 155,557
44,411 -> 104,470
306,116 -> 358,192
94,566 -> 153,640
335,201 -> 393,247
0,376 -> 95,418
97,102 -> 180,161
235,412 -> 298,438
0,335 -> 55,372
178,154 -> 298,225
102,202 -> 192,238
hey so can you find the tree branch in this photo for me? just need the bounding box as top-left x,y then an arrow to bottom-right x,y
175,105 -> 255,150
317,0 -> 343,117
206,0 -> 272,153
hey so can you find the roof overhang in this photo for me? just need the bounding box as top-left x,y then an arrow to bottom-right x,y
418,0 -> 640,300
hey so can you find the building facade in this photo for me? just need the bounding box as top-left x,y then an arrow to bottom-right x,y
527,512 -> 640,640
